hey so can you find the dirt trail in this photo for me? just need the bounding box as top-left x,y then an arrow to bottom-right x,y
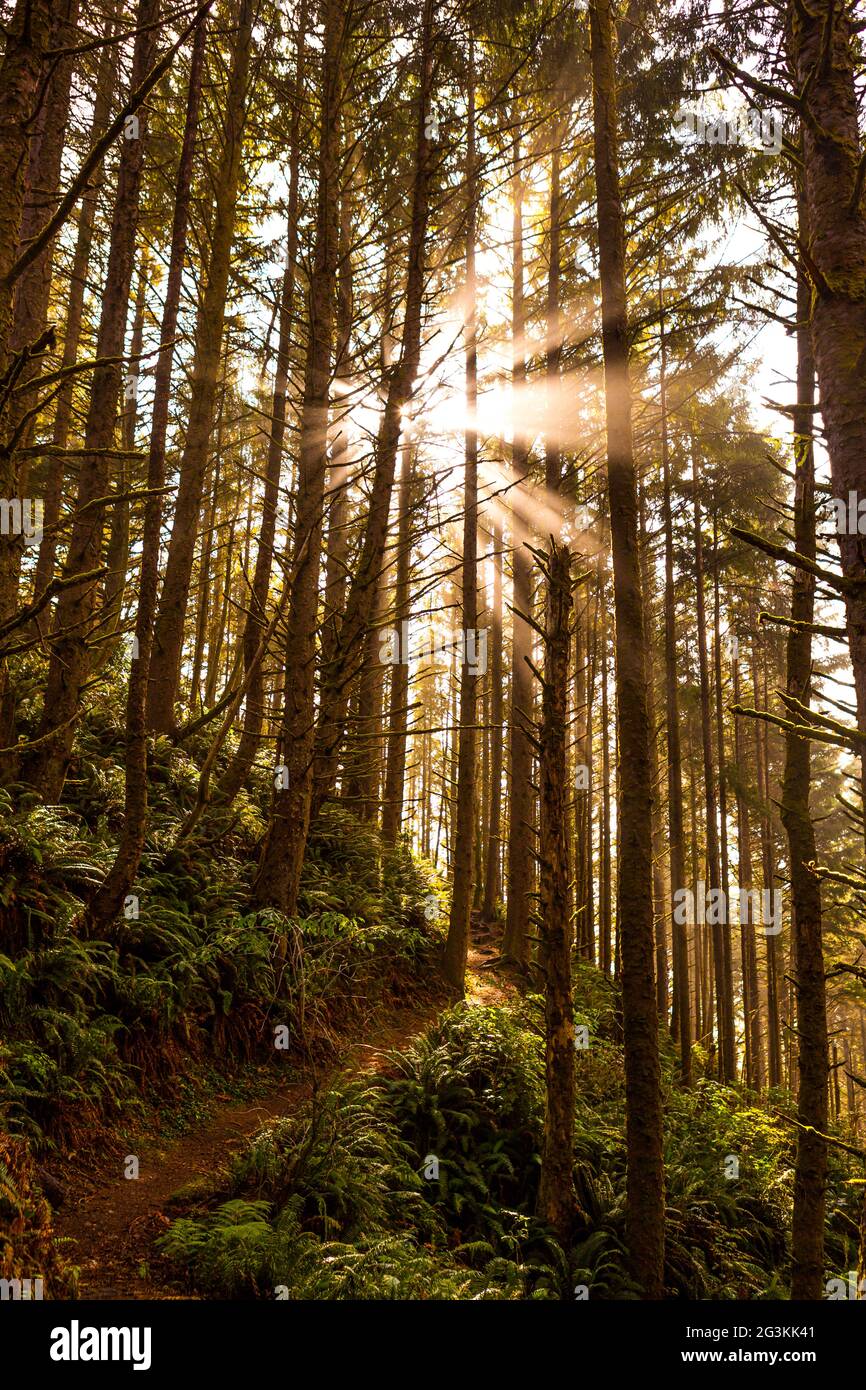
56,935 -> 511,1300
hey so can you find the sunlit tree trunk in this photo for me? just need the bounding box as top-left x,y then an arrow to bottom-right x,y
503,125 -> 533,968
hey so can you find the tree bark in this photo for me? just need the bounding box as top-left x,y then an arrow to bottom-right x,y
381,443 -> 416,846
22,0 -> 161,799
217,0 -> 308,802
83,8 -> 208,931
788,4 -> 866,805
536,540 -> 576,1242
0,0 -> 54,651
732,650 -> 764,1091
589,0 -> 665,1298
252,0 -> 344,914
29,2 -> 122,606
692,452 -> 735,1082
310,0 -> 437,813
659,277 -> 690,1082
0,0 -> 52,385
503,126 -> 533,968
147,0 -> 254,734
782,227 -> 828,1301
482,509 -> 503,918
443,36 -> 479,993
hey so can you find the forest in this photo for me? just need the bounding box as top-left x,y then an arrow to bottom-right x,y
1,0 -> 866,1317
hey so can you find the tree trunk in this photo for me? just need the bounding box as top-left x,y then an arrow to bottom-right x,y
751,622 -> 783,1089
30,2 -> 122,606
443,37 -> 478,993
84,8 -> 208,931
788,4 -> 866,801
536,540 -> 576,1242
0,0 -> 52,391
97,260 -> 147,664
640,475 -> 667,1017
712,510 -> 735,1075
692,453 -> 735,1082
732,650 -> 764,1091
310,0 -> 437,813
503,127 -> 532,967
217,0 -> 308,802
482,509 -> 503,918
0,0 -> 54,729
783,230 -> 828,1301
22,0 -> 160,799
589,0 -> 665,1298
659,277 -> 690,1082
147,0 -> 254,734
252,0 -> 344,914
599,589 -> 613,977
9,0 -> 80,472
381,443 -> 416,846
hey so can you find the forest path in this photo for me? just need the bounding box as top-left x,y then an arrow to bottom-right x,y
56,929 -> 513,1300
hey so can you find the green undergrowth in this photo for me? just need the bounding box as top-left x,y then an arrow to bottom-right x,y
158,968 -> 864,1300
0,737 -> 443,1286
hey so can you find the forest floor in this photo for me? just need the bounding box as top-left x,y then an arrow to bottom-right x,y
55,918 -> 512,1300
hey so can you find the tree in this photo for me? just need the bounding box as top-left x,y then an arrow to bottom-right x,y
589,0 -> 665,1298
